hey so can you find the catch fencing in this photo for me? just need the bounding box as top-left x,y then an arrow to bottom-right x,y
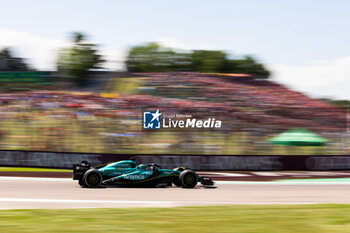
1,150 -> 350,170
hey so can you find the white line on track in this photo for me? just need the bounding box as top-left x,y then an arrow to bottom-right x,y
0,198 -> 171,204
0,176 -> 72,182
216,180 -> 350,185
200,172 -> 250,177
251,172 -> 282,176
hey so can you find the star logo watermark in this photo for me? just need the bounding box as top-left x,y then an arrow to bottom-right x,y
143,109 -> 162,129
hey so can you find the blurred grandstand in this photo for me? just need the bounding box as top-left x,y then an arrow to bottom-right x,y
0,72 -> 346,155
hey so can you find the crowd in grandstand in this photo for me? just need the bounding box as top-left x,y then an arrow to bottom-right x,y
0,72 -> 346,154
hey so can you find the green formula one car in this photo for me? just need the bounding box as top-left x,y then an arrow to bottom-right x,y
73,160 -> 214,188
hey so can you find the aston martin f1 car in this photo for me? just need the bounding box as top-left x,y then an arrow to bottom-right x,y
73,160 -> 214,188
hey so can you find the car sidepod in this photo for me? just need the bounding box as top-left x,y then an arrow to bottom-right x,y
103,169 -> 179,187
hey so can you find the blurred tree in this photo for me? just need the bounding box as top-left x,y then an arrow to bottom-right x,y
231,56 -> 270,78
126,42 -> 192,72
125,42 -> 270,78
57,32 -> 104,86
0,48 -> 32,71
320,98 -> 350,109
191,50 -> 230,73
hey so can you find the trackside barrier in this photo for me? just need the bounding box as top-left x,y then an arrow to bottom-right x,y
1,150 -> 350,170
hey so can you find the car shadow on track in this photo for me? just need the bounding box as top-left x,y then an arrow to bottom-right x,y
78,185 -> 217,189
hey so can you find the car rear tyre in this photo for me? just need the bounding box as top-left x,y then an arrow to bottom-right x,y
83,169 -> 102,188
179,170 -> 198,188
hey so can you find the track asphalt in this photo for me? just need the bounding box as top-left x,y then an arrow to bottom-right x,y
1,176 -> 350,209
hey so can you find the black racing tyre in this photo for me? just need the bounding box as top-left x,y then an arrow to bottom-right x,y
173,167 -> 185,186
83,169 -> 102,188
179,170 -> 198,188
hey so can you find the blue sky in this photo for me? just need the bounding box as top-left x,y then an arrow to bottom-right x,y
0,0 -> 350,99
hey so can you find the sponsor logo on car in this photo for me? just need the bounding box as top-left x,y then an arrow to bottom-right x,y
125,174 -> 145,180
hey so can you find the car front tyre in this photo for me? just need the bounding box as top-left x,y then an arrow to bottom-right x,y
179,170 -> 198,188
173,167 -> 185,187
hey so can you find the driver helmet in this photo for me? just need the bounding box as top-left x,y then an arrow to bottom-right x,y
149,163 -> 159,171
136,164 -> 147,170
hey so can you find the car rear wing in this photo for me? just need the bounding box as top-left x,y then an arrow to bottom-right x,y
73,161 -> 91,180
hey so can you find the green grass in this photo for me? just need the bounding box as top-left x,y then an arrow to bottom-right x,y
1,205 -> 350,232
0,167 -> 71,172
